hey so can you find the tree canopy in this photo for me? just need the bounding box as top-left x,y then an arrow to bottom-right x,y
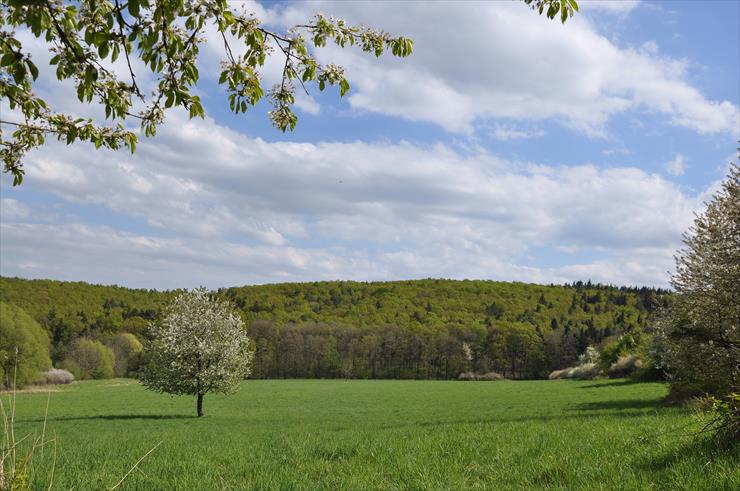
140,287 -> 253,416
658,164 -> 739,395
1,276 -> 665,381
654,163 -> 739,445
0,300 -> 51,388
1,0 -> 578,185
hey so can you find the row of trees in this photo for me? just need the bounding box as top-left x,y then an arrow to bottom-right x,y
246,318 -> 636,380
0,276 -> 668,383
0,299 -> 143,387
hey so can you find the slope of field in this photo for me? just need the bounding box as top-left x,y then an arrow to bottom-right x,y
12,379 -> 738,490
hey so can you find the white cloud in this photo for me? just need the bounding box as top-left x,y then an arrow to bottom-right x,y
0,112 -> 705,288
492,124 -> 546,141
272,1 -> 737,136
665,153 -> 687,176
0,198 -> 31,220
580,0 -> 641,14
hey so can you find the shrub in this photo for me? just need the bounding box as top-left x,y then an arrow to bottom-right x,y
578,346 -> 600,366
608,355 -> 643,378
61,338 -> 115,380
458,371 -> 504,381
478,371 -> 505,381
0,301 -> 51,388
706,394 -> 740,448
548,369 -> 567,380
40,368 -> 75,385
567,363 -> 600,380
599,331 -> 642,371
550,363 -> 600,380
105,333 -> 144,377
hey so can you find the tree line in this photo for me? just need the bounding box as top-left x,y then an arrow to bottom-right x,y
0,276 -> 669,382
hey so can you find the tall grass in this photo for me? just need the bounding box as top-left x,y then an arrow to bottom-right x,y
0,351 -> 56,490
0,352 -> 158,490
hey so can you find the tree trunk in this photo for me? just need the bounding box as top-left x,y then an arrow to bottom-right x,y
197,393 -> 204,417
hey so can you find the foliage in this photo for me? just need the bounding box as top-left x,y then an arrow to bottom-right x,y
10,378 -> 738,489
0,0 -> 416,184
457,371 -> 504,381
549,345 -> 602,379
0,276 -> 669,380
577,345 -> 600,365
704,393 -> 740,448
607,354 -> 642,379
657,165 -> 739,391
549,362 -> 599,380
40,368 -> 74,384
0,301 -> 50,388
140,287 -> 253,416
524,0 -> 579,23
105,332 -> 143,377
599,330 -> 641,371
655,163 -> 739,445
0,1 -> 581,185
60,337 -> 114,379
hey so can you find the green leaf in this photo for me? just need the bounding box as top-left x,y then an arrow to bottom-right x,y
128,0 -> 140,18
339,79 -> 350,97
0,53 -> 16,67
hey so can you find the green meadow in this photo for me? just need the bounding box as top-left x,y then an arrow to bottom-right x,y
11,379 -> 739,490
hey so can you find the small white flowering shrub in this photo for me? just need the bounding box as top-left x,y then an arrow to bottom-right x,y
458,371 -> 504,381
607,355 -> 643,379
40,368 -> 75,385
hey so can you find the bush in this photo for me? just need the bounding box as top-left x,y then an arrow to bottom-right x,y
458,371 -> 504,381
478,371 -> 505,381
105,333 -> 144,377
61,338 -> 115,380
707,394 -> 740,448
599,332 -> 642,371
567,363 -> 600,380
0,301 -> 51,388
550,363 -> 600,380
548,369 -> 567,380
578,346 -> 600,366
608,355 -> 643,378
40,368 -> 75,385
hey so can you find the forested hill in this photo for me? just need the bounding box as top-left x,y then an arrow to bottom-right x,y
0,276 -> 669,380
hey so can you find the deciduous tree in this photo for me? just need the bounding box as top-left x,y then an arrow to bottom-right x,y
0,301 -> 51,388
656,163 -> 739,444
141,287 -> 252,417
0,0 -> 577,185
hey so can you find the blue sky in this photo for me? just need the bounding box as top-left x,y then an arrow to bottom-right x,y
1,0 -> 738,289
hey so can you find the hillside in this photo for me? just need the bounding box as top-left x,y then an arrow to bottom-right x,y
0,276 -> 669,379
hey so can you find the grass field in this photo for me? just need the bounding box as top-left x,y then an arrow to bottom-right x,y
9,379 -> 739,490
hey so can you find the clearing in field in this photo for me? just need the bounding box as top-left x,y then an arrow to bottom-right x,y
11,378 -> 739,490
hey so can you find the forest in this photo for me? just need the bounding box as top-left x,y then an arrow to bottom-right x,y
0,276 -> 669,380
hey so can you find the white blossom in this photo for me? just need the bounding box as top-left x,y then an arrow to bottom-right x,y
141,287 -> 253,412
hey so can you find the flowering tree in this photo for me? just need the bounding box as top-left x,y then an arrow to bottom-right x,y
0,0 -> 578,185
655,163 -> 739,444
141,287 -> 252,417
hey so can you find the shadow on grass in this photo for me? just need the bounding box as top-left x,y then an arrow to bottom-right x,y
574,398 -> 663,411
578,379 -> 643,389
19,414 -> 194,423
374,408 -> 670,431
640,437 -> 739,472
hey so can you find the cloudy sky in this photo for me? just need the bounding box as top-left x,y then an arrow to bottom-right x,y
1,0 -> 738,289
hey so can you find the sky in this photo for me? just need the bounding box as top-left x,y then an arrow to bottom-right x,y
1,0 -> 738,290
